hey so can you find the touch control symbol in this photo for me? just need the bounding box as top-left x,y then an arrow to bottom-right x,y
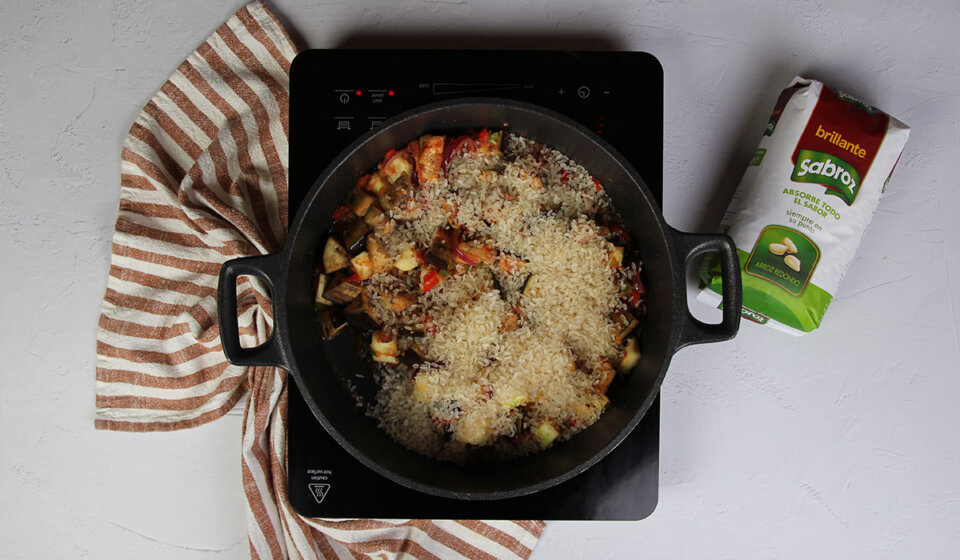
577,86 -> 590,99
339,93 -> 349,104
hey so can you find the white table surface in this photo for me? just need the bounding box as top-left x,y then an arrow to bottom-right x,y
3,1 -> 959,558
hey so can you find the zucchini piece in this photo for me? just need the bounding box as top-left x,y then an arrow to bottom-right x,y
323,237 -> 350,274
534,420 -> 560,448
364,205 -> 387,227
350,191 -> 376,217
609,246 -> 624,268
394,246 -> 419,272
350,251 -> 374,280
617,337 -> 641,373
367,172 -> 389,195
370,330 -> 399,364
498,393 -> 527,410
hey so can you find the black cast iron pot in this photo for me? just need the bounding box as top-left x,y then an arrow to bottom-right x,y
218,99 -> 741,500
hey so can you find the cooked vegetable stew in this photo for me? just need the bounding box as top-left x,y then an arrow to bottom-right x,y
314,130 -> 647,461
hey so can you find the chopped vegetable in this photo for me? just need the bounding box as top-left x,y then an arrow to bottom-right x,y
364,205 -> 387,227
572,392 -> 610,425
366,236 -> 392,273
350,251 -> 374,280
420,268 -> 441,293
318,309 -> 348,339
323,275 -> 363,304
441,135 -> 474,173
394,246 -> 419,272
534,420 -> 560,448
314,273 -> 333,310
498,393 -> 527,410
332,204 -> 353,221
322,237 -> 351,274
370,330 -> 399,364
521,274 -> 536,298
382,152 -> 413,183
627,269 -> 646,309
497,252 -> 527,274
609,246 -> 624,268
411,375 -> 433,403
487,130 -> 502,150
378,172 -> 422,220
448,228 -> 479,266
499,309 -> 520,332
617,337 -> 641,373
340,217 -> 372,253
454,412 -> 494,445
594,361 -> 616,394
350,192 -> 375,217
457,241 -> 495,265
345,291 -> 382,330
417,135 -> 445,183
613,309 -> 639,344
366,172 -> 389,195
382,291 -> 416,312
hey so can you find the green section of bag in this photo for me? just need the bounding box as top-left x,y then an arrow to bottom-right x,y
703,249 -> 833,332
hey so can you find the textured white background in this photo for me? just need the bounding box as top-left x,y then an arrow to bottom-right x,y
2,1 -> 959,558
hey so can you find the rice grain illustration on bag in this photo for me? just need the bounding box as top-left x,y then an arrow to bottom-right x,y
699,77 -> 910,335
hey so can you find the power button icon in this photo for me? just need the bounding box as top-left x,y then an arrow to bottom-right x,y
577,86 -> 590,99
339,93 -> 350,104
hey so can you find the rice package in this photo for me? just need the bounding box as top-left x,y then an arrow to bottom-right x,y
699,76 -> 910,335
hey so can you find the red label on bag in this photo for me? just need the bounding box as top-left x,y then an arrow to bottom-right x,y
790,87 -> 889,205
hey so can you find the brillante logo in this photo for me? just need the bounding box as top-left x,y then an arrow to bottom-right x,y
792,149 -> 861,205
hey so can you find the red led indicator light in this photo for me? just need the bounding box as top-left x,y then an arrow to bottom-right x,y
355,90 -> 363,96
388,90 -> 395,96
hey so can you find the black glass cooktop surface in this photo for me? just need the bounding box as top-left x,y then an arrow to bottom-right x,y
286,49 -> 662,520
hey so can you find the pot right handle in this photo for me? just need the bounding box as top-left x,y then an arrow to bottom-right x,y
669,228 -> 742,349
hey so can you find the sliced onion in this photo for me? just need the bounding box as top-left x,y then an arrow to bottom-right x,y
449,228 -> 479,266
441,135 -> 474,174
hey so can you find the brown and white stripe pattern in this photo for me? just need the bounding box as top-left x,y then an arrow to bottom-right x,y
95,2 -> 544,558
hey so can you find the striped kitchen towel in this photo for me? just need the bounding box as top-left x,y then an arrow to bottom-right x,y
94,2 -> 545,558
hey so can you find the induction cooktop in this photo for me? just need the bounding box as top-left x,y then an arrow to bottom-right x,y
286,49 -> 662,520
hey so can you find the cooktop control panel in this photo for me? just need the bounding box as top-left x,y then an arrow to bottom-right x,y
289,50 -> 663,213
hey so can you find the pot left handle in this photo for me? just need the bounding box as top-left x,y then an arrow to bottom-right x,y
217,253 -> 289,370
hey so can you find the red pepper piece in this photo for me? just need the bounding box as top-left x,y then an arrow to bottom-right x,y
421,269 -> 440,292
332,204 -> 353,221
